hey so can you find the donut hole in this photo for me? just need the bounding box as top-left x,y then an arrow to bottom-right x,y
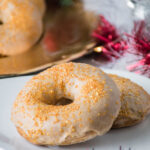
55,97 -> 73,106
42,97 -> 73,106
0,20 -> 3,25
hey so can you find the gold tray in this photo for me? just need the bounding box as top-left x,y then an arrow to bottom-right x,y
0,1 -> 98,77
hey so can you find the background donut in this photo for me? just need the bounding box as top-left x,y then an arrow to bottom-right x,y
0,0 -> 45,55
109,74 -> 150,128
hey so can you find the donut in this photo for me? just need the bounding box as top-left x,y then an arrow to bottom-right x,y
0,0 -> 45,55
109,74 -> 150,128
30,0 -> 45,16
11,63 -> 120,145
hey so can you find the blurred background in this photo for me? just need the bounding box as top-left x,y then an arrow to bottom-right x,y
0,0 -> 150,78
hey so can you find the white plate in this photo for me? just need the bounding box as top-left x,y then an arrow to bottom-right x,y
0,69 -> 150,150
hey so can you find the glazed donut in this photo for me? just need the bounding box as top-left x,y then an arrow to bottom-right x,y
0,0 -> 45,55
109,74 -> 150,128
11,63 -> 120,145
30,0 -> 45,16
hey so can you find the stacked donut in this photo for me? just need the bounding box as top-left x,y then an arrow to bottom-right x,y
11,63 -> 150,145
0,0 -> 45,55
